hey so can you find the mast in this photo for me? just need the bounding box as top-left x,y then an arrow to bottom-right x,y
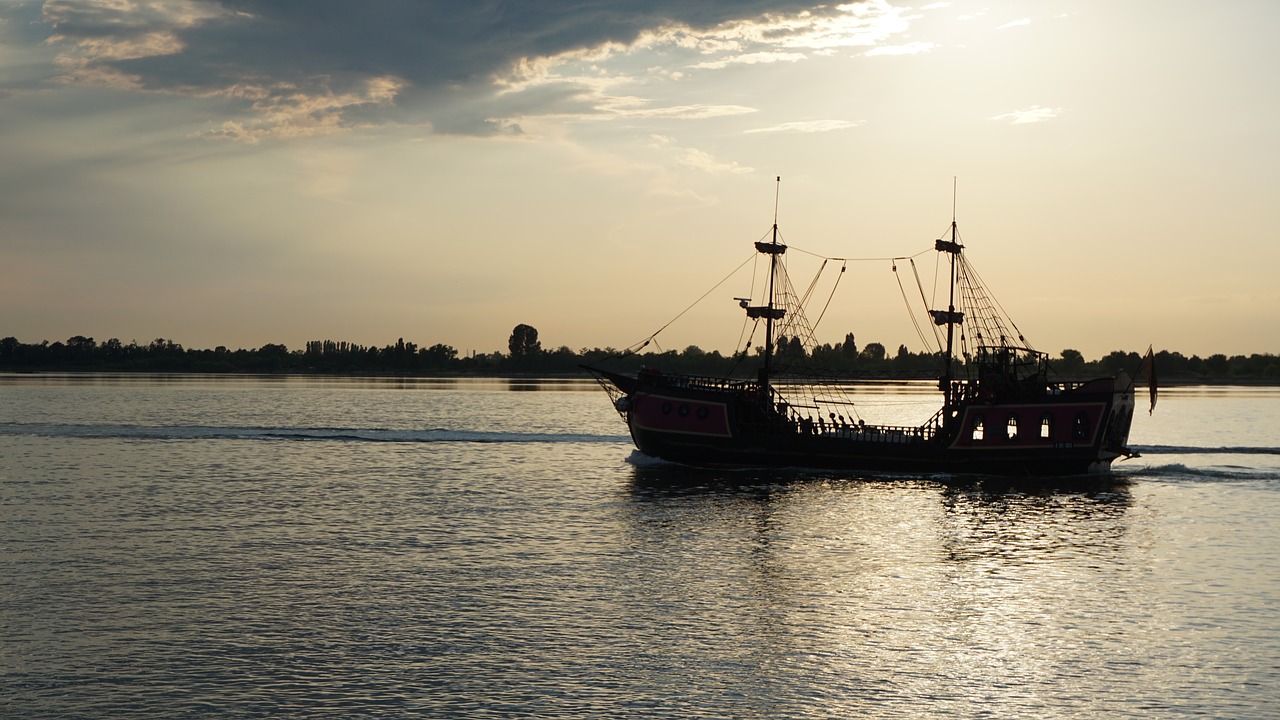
746,177 -> 787,389
944,218 -> 957,392
764,177 -> 780,383
930,180 -> 964,416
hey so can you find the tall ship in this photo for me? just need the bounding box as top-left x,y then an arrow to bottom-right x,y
587,182 -> 1149,476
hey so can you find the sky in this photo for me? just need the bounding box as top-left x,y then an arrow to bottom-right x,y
1,0 -> 1278,359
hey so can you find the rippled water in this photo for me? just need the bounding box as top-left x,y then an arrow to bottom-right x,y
2,375 -> 1278,718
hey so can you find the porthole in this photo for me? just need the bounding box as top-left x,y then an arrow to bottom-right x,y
1073,412 -> 1090,440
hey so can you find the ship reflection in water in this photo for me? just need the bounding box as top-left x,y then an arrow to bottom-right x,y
620,466 -> 1224,717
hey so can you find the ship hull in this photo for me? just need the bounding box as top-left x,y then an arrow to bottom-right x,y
599,370 -> 1136,477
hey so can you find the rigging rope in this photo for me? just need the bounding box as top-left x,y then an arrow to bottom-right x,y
811,261 -> 846,333
798,259 -> 828,308
789,244 -> 933,264
957,252 -> 1031,349
909,258 -> 944,350
622,252 -> 755,356
893,260 -> 935,353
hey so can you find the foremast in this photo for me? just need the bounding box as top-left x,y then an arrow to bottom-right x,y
931,218 -> 964,426
743,176 -> 787,390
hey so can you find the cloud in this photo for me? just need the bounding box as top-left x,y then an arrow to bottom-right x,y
599,100 -> 758,120
864,41 -> 937,56
10,0 -> 911,139
690,51 -> 808,70
678,148 -> 753,175
745,119 -> 862,134
992,105 -> 1059,124
996,18 -> 1032,30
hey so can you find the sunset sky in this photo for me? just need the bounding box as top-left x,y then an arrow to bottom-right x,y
2,0 -> 1277,359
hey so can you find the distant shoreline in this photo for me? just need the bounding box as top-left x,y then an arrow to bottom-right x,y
3,368 -> 1277,387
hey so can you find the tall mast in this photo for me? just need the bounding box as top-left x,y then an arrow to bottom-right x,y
944,218 -> 957,392
931,179 -> 964,415
764,177 -> 780,383
747,176 -> 787,389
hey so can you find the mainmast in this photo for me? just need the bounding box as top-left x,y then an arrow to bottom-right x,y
744,176 -> 787,388
930,180 -> 964,417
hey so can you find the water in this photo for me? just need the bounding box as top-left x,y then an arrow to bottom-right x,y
1,375 -> 1278,719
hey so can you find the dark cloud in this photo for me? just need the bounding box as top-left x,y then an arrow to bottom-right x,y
27,0 -> 848,137
196,1 -> 834,83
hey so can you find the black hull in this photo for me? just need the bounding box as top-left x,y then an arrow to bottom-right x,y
590,367 -> 1137,477
628,426 -> 1116,476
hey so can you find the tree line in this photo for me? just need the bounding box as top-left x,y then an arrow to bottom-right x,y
1,326 -> 1277,380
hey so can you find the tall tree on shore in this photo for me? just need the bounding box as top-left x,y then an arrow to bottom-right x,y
508,324 -> 542,358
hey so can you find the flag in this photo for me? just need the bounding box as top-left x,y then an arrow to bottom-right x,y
1138,346 -> 1157,415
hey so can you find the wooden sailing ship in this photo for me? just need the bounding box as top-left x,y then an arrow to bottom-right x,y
587,183 -> 1144,476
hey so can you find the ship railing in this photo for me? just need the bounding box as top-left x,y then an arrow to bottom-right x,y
761,382 -> 944,443
774,414 -> 941,443
810,422 -> 936,443
642,370 -> 756,394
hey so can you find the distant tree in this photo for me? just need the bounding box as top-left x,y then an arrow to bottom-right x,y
862,342 -> 886,363
508,324 -> 542,358
1204,353 -> 1229,376
102,338 -> 124,359
787,336 -> 805,359
420,343 -> 458,365
840,333 -> 857,359
1098,350 -> 1142,377
1059,349 -> 1085,373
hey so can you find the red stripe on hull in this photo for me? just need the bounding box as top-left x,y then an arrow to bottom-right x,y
631,393 -> 732,438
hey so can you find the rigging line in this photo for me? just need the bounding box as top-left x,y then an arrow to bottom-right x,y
798,259 -> 828,308
931,250 -> 941,310
909,258 -> 944,350
811,260 -> 846,333
893,260 -> 934,353
726,321 -> 761,378
789,245 -> 934,263
735,251 -> 763,354
636,252 -> 756,347
958,253 -> 1031,347
734,310 -> 752,366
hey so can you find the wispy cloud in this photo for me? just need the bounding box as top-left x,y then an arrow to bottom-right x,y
992,105 -> 1059,124
678,148 -> 753,174
645,134 -> 752,176
996,18 -> 1032,30
601,101 -> 758,120
690,51 -> 808,70
864,41 -> 937,57
745,119 -> 862,134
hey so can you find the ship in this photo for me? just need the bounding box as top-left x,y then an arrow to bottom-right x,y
586,182 -> 1149,476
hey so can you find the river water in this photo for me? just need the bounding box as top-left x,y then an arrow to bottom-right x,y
1,374 -> 1277,719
